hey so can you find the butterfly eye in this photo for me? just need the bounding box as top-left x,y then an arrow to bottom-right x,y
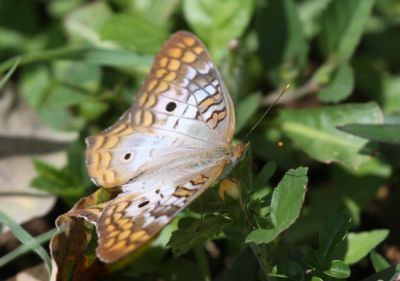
165,102 -> 177,112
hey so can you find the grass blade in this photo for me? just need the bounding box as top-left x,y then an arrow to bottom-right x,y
0,57 -> 20,89
0,211 -> 52,273
0,227 -> 61,269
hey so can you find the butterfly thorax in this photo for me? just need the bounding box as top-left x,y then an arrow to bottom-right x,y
218,142 -> 248,179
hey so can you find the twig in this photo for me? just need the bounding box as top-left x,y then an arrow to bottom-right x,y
262,78 -> 321,106
0,192 -> 53,198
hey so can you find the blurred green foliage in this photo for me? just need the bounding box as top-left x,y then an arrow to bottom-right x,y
1,0 -> 400,280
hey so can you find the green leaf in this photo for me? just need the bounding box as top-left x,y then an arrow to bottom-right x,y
53,61 -> 101,92
0,27 -> 27,50
318,62 -> 354,103
298,0 -> 332,38
33,159 -> 72,186
274,259 -> 305,280
0,56 -> 19,89
236,93 -> 260,133
381,76 -> 400,114
168,216 -> 229,257
385,112 -> 400,125
99,13 -> 168,54
331,159 -> 391,228
338,124 -> 400,144
0,211 -> 51,273
333,158 -> 391,203
279,102 -> 383,169
47,0 -> 82,18
319,0 -> 375,60
22,61 -> 101,118
41,85 -> 88,108
64,2 -> 112,46
39,107 -> 85,131
16,58 -> 101,129
66,140 -> 91,186
360,264 -> 400,281
31,159 -> 84,198
18,59 -> 103,130
246,167 -> 308,244
79,100 -> 109,121
129,0 -> 180,28
370,251 -> 390,272
323,260 -> 351,279
270,167 -> 308,229
319,214 -> 351,260
253,162 -> 276,190
183,0 -> 254,63
342,230 -> 389,265
82,48 -> 152,71
245,228 -> 281,244
257,0 -> 308,77
19,66 -> 51,109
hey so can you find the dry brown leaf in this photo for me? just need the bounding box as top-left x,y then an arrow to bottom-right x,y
50,191 -> 109,281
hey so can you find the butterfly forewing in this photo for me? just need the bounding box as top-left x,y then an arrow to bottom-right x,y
85,31 -> 235,188
137,31 -> 235,139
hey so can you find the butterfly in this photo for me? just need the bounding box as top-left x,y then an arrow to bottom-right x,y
66,31 -> 247,263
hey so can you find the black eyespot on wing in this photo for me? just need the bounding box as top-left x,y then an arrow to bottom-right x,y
138,201 -> 150,208
166,102 -> 177,112
124,153 -> 132,160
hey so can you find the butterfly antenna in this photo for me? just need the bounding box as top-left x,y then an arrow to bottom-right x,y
244,84 -> 290,140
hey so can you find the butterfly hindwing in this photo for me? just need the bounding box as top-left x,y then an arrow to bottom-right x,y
95,164 -> 225,263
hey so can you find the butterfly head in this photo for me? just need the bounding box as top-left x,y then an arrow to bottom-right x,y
230,142 -> 249,162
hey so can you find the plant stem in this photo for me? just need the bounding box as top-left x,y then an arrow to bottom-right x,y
0,47 -> 89,73
250,243 -> 271,281
194,244 -> 211,281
